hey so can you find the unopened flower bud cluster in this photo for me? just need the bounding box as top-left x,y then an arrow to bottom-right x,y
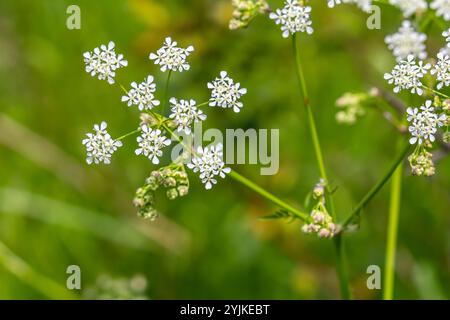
302,179 -> 338,239
133,166 -> 189,220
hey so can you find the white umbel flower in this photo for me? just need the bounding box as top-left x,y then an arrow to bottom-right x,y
389,0 -> 427,17
431,52 -> 450,89
149,37 -> 194,72
407,100 -> 447,145
207,71 -> 247,113
431,0 -> 450,21
169,98 -> 207,134
121,76 -> 160,111
82,121 -> 123,165
135,125 -> 171,164
384,55 -> 430,95
83,41 -> 128,84
187,143 -> 231,190
385,21 -> 427,61
269,1 -> 313,38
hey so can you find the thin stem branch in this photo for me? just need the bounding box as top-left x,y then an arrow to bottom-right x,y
228,171 -> 309,221
197,101 -> 210,108
333,234 -> 350,299
155,112 -> 310,221
162,70 -> 173,114
383,156 -> 403,300
116,129 -> 140,141
292,34 -> 350,299
342,142 -> 410,228
422,85 -> 450,99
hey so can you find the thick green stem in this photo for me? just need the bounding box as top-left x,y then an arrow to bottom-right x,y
383,158 -> 403,300
292,34 -> 350,299
333,234 -> 351,299
343,143 -> 410,228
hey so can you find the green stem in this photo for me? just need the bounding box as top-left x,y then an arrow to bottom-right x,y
292,34 -> 350,299
333,234 -> 351,299
228,171 -> 309,221
197,101 -> 210,108
162,70 -> 173,114
158,114 -> 309,222
116,129 -> 140,141
383,154 -> 403,300
0,240 -> 78,299
422,85 -> 450,99
342,143 -> 410,228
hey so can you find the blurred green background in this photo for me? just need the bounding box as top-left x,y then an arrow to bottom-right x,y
0,0 -> 449,299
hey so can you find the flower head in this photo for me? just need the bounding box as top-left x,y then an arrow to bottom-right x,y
187,143 -> 231,190
169,98 -> 207,134
384,55 -> 430,95
82,121 -> 123,165
207,71 -> 247,112
407,100 -> 447,145
431,52 -> 450,90
269,0 -> 313,38
121,76 -> 160,111
83,41 -> 128,84
389,0 -> 427,17
385,21 -> 427,61
431,0 -> 450,21
135,125 -> 171,164
149,37 -> 194,72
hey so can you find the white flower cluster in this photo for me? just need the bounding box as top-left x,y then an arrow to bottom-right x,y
269,0 -> 313,38
207,71 -> 247,113
431,0 -> 450,21
327,0 -> 373,13
83,41 -> 128,84
82,39 -> 248,194
82,122 -> 123,165
389,0 -> 427,17
431,52 -> 450,89
302,209 -> 338,238
187,143 -> 231,190
384,55 -> 430,95
121,76 -> 160,111
149,37 -> 194,72
169,98 -> 207,134
407,100 -> 447,145
385,21 -> 427,61
135,125 -> 172,164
